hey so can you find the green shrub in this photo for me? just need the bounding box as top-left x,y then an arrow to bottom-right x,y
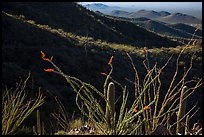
2,73 -> 45,135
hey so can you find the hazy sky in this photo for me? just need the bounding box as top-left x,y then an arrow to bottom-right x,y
81,2 -> 202,11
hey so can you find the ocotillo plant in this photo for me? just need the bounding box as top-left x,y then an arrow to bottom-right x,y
176,86 -> 188,134
105,82 -> 115,131
40,52 -> 157,135
40,37 -> 202,135
2,73 -> 45,135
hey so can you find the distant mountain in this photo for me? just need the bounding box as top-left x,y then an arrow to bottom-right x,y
110,9 -> 164,19
102,14 -> 201,39
85,3 -> 109,10
158,13 -> 202,24
108,10 -> 202,25
110,10 -> 130,17
128,10 -> 162,19
158,11 -> 171,16
109,9 -> 171,19
84,3 -> 122,14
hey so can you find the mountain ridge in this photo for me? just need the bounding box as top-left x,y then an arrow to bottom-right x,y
82,3 -> 202,20
100,14 -> 202,39
2,2 -> 180,48
158,12 -> 202,24
103,9 -> 202,24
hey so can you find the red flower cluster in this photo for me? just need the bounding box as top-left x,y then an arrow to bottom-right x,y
134,107 -> 137,113
144,106 -> 151,110
44,69 -> 55,72
41,51 -> 55,72
41,51 -> 53,62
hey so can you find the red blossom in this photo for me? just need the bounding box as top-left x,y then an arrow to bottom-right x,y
144,106 -> 151,110
44,69 -> 55,72
108,56 -> 114,65
101,72 -> 108,76
134,107 -> 137,113
40,51 -> 53,62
